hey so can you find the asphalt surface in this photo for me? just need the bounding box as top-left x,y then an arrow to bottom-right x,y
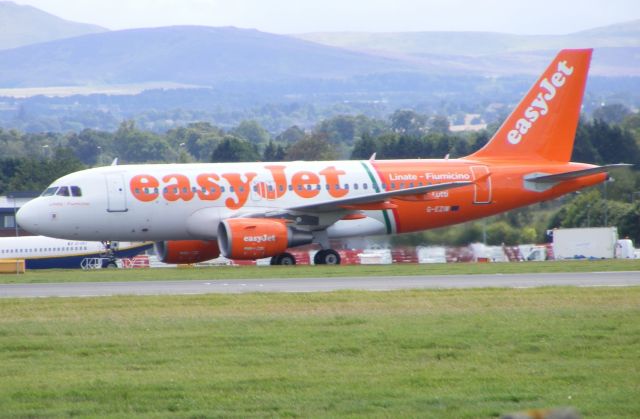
1,271 -> 639,298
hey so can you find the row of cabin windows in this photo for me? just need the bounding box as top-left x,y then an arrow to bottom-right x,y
134,182 -> 426,195
1,246 -> 89,254
41,186 -> 82,197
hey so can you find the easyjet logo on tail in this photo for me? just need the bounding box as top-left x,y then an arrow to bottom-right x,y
507,60 -> 574,145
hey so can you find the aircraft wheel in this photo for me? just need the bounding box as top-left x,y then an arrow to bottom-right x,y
315,249 -> 341,265
274,252 -> 296,265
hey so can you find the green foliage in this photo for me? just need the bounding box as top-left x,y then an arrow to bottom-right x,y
211,136 -> 260,163
592,103 -> 631,125
0,147 -> 85,193
285,134 -> 338,161
113,121 -> 174,163
230,120 -> 270,144
390,109 -> 427,136
262,140 -> 286,162
572,118 -> 640,165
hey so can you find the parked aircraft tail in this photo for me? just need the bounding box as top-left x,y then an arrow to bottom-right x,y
469,49 -> 593,163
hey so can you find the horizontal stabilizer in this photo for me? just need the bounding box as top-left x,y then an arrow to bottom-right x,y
527,164 -> 632,184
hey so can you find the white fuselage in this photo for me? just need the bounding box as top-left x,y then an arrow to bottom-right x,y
17,161 -> 392,241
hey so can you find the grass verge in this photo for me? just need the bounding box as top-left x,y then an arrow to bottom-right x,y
1,258 -> 640,284
0,287 -> 639,417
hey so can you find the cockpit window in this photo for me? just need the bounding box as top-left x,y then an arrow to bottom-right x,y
41,187 -> 58,196
70,186 -> 82,197
56,186 -> 70,197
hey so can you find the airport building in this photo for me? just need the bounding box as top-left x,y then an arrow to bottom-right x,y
0,193 -> 38,237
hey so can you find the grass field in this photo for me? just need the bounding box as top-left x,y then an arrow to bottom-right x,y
2,258 -> 640,284
1,286 -> 639,417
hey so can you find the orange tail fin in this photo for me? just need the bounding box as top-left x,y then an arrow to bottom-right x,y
468,49 -> 592,163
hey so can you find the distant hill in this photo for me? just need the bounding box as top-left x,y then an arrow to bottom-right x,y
0,1 -> 106,50
0,25 -> 416,88
295,19 -> 640,57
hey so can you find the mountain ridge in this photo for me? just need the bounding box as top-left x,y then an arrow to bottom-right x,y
0,1 -> 107,50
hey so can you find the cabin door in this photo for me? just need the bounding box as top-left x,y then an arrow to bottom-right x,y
470,166 -> 492,204
105,173 -> 128,212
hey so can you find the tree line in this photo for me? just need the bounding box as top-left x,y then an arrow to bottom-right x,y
1,105 -> 639,245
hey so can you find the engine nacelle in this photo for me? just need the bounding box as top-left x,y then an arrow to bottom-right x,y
217,218 -> 313,259
154,240 -> 220,264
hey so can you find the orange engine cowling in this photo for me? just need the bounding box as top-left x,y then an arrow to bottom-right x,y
217,218 -> 313,260
154,240 -> 220,264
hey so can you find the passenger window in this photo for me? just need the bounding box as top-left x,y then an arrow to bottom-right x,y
363,183 -> 368,190
354,183 -> 359,190
56,186 -> 70,197
70,186 -> 82,197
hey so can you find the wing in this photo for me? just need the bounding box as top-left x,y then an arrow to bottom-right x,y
289,180 -> 474,212
236,180 -> 475,222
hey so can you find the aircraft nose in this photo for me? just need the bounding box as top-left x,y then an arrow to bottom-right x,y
16,199 -> 44,234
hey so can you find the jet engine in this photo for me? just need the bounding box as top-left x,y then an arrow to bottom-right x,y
154,240 -> 220,264
217,218 -> 313,259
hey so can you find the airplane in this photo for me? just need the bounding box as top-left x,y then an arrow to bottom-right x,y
0,235 -> 152,269
15,49 -> 631,266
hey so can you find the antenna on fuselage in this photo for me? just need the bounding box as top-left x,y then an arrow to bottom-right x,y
111,158 -> 118,166
369,153 -> 376,161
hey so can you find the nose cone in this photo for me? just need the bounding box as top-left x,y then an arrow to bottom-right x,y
16,199 -> 46,235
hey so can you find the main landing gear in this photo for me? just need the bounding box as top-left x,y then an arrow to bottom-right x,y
270,252 -> 296,265
314,249 -> 341,265
269,249 -> 342,265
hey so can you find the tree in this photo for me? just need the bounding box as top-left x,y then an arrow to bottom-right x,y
592,104 -> 630,125
390,109 -> 427,136
276,125 -> 305,144
113,121 -> 174,163
211,136 -> 260,163
262,140 -> 286,161
350,132 -> 378,159
285,134 -> 338,161
66,129 -> 112,165
428,115 -> 450,134
231,120 -> 270,145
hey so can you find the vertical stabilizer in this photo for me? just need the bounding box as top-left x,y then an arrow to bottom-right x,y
469,49 -> 592,162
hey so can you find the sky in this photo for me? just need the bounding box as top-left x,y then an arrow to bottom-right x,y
13,0 -> 640,34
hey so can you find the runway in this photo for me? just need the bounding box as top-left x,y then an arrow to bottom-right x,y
1,271 -> 639,298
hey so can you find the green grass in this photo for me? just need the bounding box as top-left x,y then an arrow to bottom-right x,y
2,258 -> 640,284
0,287 -> 639,417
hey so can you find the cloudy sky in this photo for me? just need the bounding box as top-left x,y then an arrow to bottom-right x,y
14,0 -> 640,34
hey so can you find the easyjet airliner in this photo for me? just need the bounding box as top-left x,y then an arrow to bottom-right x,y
16,49 -> 630,265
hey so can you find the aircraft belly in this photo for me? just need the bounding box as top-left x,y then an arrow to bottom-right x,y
327,216 -> 386,239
